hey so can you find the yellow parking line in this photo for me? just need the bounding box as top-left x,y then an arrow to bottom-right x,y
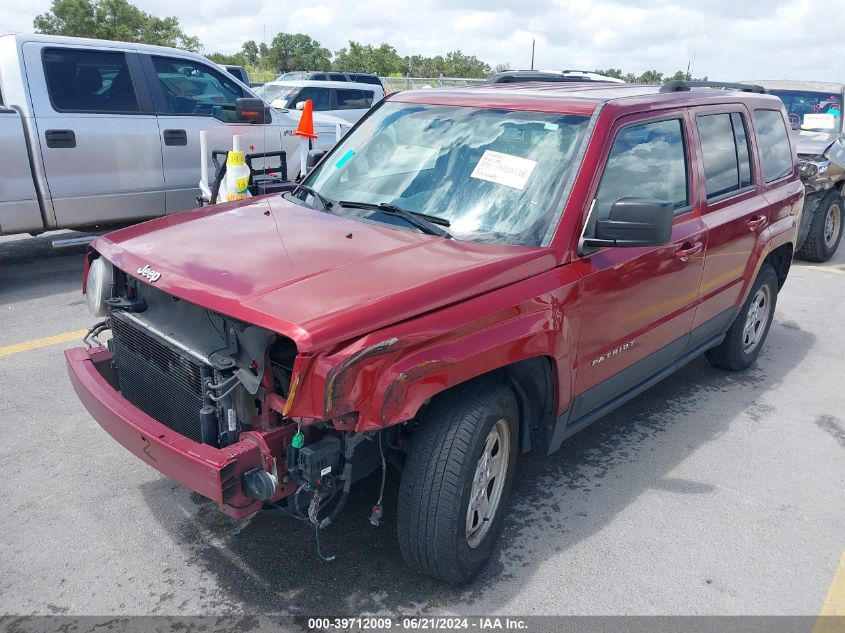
0,329 -> 87,358
798,265 -> 845,275
814,551 -> 845,633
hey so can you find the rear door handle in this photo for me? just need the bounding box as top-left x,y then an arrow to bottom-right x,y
674,241 -> 704,262
45,129 -> 75,148
746,215 -> 767,230
163,129 -> 187,146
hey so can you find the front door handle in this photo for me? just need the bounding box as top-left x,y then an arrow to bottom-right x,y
45,129 -> 75,148
163,129 -> 187,146
674,241 -> 704,262
746,215 -> 767,230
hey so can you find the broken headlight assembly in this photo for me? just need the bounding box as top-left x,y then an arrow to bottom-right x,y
798,158 -> 831,180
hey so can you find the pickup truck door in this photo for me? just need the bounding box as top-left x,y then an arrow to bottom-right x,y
568,113 -> 708,424
22,43 -> 165,227
140,54 -> 292,213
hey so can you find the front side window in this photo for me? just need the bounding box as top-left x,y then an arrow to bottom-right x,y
293,87 -> 331,111
152,57 -> 243,121
43,47 -> 139,113
588,118 -> 687,235
336,89 -> 373,109
257,84 -> 299,107
754,109 -> 793,183
303,102 -> 591,246
697,112 -> 752,199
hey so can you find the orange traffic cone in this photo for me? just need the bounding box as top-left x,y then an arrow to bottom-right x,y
294,99 -> 318,139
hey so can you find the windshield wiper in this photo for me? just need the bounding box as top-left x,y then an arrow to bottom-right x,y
337,201 -> 452,238
293,184 -> 334,212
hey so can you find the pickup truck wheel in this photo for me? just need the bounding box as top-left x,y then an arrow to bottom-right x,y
796,190 -> 843,262
397,379 -> 518,583
705,264 -> 778,371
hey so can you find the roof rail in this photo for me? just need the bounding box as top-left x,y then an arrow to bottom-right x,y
660,80 -> 766,94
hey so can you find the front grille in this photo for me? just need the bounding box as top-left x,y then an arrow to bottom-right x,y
111,312 -> 206,443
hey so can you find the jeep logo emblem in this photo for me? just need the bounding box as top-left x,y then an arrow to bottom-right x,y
137,264 -> 161,282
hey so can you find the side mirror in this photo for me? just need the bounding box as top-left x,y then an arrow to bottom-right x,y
584,197 -> 674,248
295,101 -> 306,111
235,98 -> 269,123
306,149 -> 327,171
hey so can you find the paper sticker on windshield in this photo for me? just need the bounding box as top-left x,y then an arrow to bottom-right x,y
470,150 -> 537,190
803,113 -> 837,130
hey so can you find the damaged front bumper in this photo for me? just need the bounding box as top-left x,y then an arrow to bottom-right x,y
65,346 -> 295,519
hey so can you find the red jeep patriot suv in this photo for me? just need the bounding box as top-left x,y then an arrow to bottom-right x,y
67,81 -> 803,583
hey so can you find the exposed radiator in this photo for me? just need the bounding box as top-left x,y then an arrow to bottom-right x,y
110,311 -> 207,443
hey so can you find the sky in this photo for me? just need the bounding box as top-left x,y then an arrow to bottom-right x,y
3,0 -> 845,81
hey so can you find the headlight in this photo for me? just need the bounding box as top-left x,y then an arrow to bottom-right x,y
799,159 -> 830,179
85,257 -> 113,317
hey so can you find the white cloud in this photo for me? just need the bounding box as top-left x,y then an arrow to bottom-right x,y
2,0 -> 844,81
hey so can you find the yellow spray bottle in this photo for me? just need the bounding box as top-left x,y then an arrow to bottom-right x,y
225,135 -> 251,202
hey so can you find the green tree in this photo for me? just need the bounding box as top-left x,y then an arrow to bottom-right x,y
334,41 -> 403,76
241,40 -> 259,66
271,32 -> 331,72
441,50 -> 490,78
594,68 -> 624,79
637,69 -> 664,84
34,0 -> 200,51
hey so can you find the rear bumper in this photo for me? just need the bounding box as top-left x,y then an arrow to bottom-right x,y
65,346 -> 270,519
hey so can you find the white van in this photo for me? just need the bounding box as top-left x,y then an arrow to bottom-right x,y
256,80 -> 385,124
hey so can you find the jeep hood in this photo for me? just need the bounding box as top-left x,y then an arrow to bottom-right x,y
93,196 -> 555,351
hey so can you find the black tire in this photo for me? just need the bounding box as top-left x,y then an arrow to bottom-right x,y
705,264 -> 779,371
397,378 -> 518,583
796,189 -> 843,263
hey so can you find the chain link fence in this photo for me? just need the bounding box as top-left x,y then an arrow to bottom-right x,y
380,76 -> 486,94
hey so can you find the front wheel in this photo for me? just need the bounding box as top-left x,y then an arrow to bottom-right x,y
397,379 -> 518,583
797,190 -> 843,262
705,264 -> 779,371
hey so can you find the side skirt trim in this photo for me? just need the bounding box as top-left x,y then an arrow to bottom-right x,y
545,308 -> 736,455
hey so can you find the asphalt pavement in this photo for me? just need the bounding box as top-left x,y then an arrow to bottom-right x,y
0,230 -> 843,617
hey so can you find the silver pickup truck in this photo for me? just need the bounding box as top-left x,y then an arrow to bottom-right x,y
0,34 -> 339,236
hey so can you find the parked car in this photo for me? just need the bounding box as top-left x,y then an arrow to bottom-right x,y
223,64 -> 249,85
487,69 -> 626,84
0,34 -> 341,237
275,70 -> 384,90
67,80 -> 801,583
745,80 -> 844,261
256,79 -> 384,123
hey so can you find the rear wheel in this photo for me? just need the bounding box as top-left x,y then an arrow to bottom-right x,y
397,379 -> 518,583
797,190 -> 843,262
705,264 -> 778,371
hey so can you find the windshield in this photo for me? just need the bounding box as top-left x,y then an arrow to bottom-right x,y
256,84 -> 299,105
769,90 -> 843,132
303,102 -> 591,246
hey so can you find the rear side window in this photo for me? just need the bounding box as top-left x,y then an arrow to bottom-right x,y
696,112 -> 753,199
329,73 -> 347,81
591,118 -> 688,229
336,89 -> 373,109
43,48 -> 139,113
350,74 -> 381,86
151,57 -> 243,122
754,109 -> 794,182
